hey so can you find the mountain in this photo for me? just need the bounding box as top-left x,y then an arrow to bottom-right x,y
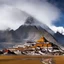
24,17 -> 54,35
0,16 -> 63,49
54,32 -> 64,46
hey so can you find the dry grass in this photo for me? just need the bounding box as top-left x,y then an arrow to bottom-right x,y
53,56 -> 64,64
0,55 -> 64,64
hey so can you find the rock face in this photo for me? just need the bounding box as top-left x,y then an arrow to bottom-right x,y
0,17 -> 63,49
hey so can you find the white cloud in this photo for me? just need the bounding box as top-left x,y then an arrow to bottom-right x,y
0,5 -> 29,30
0,0 -> 63,34
16,0 -> 60,26
51,26 -> 64,35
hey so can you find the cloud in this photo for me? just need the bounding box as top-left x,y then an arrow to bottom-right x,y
0,4 -> 29,30
51,26 -> 64,35
0,0 -> 62,34
16,0 -> 60,26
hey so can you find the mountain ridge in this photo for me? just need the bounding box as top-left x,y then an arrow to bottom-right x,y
0,16 -> 63,49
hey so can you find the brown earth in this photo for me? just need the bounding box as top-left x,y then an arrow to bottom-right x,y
0,55 -> 63,64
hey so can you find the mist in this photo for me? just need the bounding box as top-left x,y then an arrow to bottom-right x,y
0,0 -> 62,34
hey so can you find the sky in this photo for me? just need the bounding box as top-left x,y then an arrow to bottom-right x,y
0,0 -> 64,34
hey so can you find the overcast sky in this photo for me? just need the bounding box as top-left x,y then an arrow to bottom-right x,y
0,0 -> 64,34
